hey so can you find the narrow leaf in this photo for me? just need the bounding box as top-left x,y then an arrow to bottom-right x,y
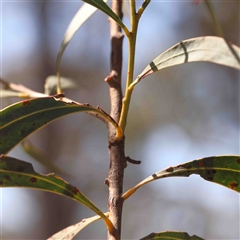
0,155 -> 94,206
82,0 -> 128,34
0,89 -> 29,98
0,156 -> 113,231
56,0 -> 128,93
47,214 -> 106,240
131,37 -> 240,88
56,1 -> 107,91
140,231 -> 204,240
48,155 -> 240,235
0,95 -> 122,154
1,81 -> 48,98
64,155 -> 240,233
123,155 -> 240,201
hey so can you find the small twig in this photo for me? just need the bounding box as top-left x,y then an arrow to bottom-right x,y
126,156 -> 141,165
0,78 -> 10,89
105,178 -> 110,186
0,80 -> 119,133
137,0 -> 151,19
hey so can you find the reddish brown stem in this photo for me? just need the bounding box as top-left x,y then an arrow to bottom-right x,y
106,0 -> 126,239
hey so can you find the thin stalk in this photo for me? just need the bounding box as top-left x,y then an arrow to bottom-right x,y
119,0 -> 138,131
56,72 -> 62,94
106,0 -> 125,239
204,0 -> 224,37
137,0 -> 151,19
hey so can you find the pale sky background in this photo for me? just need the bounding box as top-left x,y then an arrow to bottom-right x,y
1,1 -> 239,239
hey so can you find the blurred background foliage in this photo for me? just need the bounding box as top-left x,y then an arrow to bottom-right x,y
1,1 -> 239,239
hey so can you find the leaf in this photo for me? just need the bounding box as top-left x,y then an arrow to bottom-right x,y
130,37 -> 240,88
82,0 -> 128,34
56,2 -> 108,85
0,89 -> 28,98
44,75 -> 79,95
0,95 -> 122,154
3,83 -> 48,98
0,155 -> 91,205
56,1 -> 128,93
47,214 -> 106,240
47,156 -> 240,237
0,155 -> 113,231
123,155 -> 240,201
140,231 -> 204,240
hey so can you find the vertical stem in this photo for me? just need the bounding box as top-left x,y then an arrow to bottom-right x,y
119,0 -> 138,131
105,0 -> 126,239
106,2 -> 124,123
107,138 -> 126,240
204,0 -> 224,37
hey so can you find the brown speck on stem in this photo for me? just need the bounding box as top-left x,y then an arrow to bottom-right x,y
105,178 -> 110,186
105,75 -> 113,83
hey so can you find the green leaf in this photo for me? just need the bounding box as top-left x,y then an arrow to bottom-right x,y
140,231 -> 204,240
82,0 -> 128,34
0,95 -> 121,154
130,36 -> 240,88
48,155 -> 240,236
123,155 -> 240,201
0,155 -> 113,231
47,214 -> 105,240
0,156 -> 102,213
56,1 -> 128,93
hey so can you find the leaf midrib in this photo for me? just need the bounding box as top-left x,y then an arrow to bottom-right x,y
153,47 -> 237,68
157,166 -> 240,177
0,105 -> 94,129
0,168 -> 90,203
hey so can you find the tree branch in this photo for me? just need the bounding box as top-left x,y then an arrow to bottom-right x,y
105,1 -> 124,123
106,0 -> 126,239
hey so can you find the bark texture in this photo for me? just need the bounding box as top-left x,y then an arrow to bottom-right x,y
105,0 -> 126,239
